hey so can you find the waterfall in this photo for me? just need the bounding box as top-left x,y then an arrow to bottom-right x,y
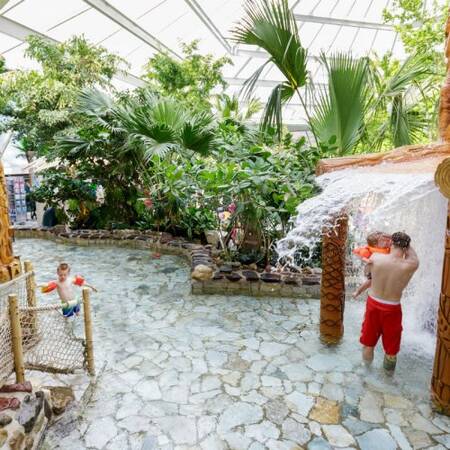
277,166 -> 448,354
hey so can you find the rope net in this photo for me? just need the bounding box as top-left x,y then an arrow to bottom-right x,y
0,272 -> 87,385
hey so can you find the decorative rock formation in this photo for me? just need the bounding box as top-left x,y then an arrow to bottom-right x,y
0,381 -> 32,393
319,215 -> 348,344
45,386 -> 74,415
191,264 -> 213,281
0,398 -> 20,412
17,392 -> 44,433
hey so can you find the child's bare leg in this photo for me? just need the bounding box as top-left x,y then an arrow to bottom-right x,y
383,354 -> 397,371
362,346 -> 374,365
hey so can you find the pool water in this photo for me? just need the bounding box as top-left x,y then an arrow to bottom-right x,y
15,239 -> 450,450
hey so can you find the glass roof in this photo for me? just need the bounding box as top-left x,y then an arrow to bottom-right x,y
0,0 -> 430,127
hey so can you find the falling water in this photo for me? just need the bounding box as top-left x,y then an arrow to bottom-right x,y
277,165 -> 448,354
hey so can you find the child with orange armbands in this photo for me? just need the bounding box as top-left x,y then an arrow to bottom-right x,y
352,232 -> 391,299
40,263 -> 97,317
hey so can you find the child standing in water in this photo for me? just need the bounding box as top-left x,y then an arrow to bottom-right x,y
41,263 -> 97,317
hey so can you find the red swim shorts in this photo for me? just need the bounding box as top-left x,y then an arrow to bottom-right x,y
360,296 -> 403,355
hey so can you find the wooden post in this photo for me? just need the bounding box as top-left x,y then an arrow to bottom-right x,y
439,13 -> 450,142
82,288 -> 95,376
320,214 -> 348,344
23,260 -> 37,335
432,159 -> 450,415
9,294 -> 25,383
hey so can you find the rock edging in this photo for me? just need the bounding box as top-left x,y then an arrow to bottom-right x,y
14,227 -> 321,299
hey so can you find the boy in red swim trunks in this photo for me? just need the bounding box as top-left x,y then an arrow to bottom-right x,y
40,262 -> 97,317
360,232 -> 419,371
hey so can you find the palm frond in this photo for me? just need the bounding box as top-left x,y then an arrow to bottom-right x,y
76,88 -> 115,117
310,52 -> 369,155
389,94 -> 428,147
231,0 -> 307,89
181,111 -> 216,156
260,82 -> 294,139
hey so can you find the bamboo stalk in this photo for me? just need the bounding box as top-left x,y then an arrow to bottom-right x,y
82,288 -> 95,376
9,294 -> 25,383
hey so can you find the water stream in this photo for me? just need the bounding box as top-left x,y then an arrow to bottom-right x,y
277,166 -> 448,356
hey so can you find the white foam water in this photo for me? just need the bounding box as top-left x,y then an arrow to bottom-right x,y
277,166 -> 448,355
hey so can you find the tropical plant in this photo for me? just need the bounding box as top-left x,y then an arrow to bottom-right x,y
366,55 -> 430,148
231,0 -> 315,142
0,36 -> 124,156
143,40 -> 232,111
309,53 -> 370,155
214,93 -> 262,122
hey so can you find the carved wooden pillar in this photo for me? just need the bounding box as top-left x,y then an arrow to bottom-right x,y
439,13 -> 450,141
0,162 -> 19,283
432,158 -> 450,415
320,214 -> 348,344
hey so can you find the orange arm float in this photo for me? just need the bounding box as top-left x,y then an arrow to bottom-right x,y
41,281 -> 57,293
73,275 -> 85,287
352,246 -> 372,259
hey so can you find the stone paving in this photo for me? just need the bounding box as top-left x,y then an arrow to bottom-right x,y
14,239 -> 450,450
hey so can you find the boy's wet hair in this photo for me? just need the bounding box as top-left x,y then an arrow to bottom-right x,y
366,231 -> 382,246
391,231 -> 411,249
57,262 -> 70,272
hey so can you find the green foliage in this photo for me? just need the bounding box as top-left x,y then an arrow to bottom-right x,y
366,55 -> 430,148
383,0 -> 448,66
0,56 -> 6,74
310,53 -> 370,155
26,35 -> 125,88
143,41 -> 231,111
383,0 -> 449,141
0,36 -> 124,155
231,0 -> 312,140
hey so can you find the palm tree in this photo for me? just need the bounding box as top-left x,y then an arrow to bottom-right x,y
231,0 -> 316,143
367,55 -> 430,149
65,88 -> 217,161
214,93 -> 262,122
309,52 -> 370,156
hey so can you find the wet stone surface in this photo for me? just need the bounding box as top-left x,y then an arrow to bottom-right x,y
15,239 -> 450,450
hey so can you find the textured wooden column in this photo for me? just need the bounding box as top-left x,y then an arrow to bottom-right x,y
0,162 -> 17,283
320,214 -> 348,344
439,13 -> 450,142
432,158 -> 450,415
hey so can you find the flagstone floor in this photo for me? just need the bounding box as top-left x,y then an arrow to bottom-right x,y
15,239 -> 450,450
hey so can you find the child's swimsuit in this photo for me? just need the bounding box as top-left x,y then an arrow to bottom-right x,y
41,276 -> 85,317
62,302 -> 81,318
360,294 -> 402,355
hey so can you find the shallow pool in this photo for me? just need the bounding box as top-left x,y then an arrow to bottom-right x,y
14,239 -> 450,450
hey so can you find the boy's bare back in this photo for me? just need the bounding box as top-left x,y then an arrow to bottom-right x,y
368,248 -> 419,302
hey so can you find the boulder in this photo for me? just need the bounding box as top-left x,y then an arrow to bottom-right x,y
191,265 -> 213,281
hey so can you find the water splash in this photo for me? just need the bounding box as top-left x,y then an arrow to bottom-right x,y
277,166 -> 448,354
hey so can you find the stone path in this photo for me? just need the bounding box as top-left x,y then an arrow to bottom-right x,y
15,239 -> 450,450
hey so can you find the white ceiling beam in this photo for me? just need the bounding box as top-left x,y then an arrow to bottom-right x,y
83,0 -> 181,59
183,0 -> 232,53
294,13 -> 393,31
0,16 -> 145,88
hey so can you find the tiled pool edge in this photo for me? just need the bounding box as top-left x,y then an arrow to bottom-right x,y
14,227 -> 321,299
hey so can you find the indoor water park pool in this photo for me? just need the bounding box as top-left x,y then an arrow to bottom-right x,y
15,239 -> 450,450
